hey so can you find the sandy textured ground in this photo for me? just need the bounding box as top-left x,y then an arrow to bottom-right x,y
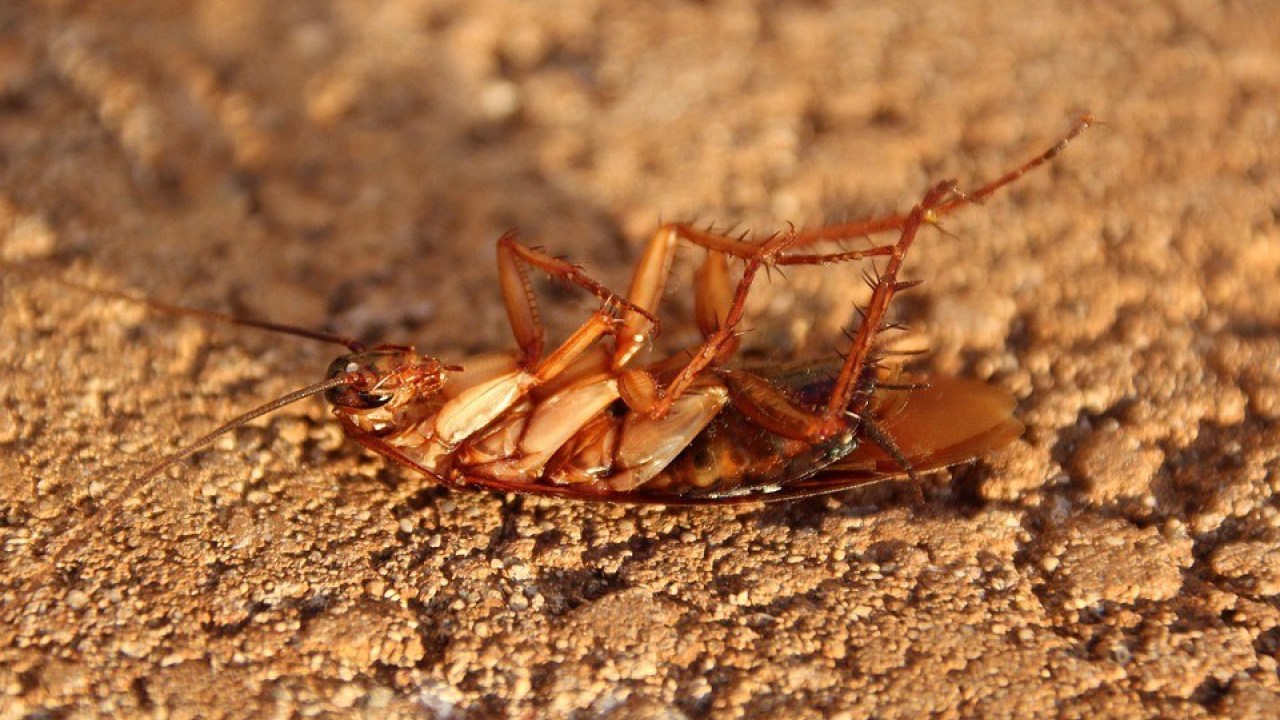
2,1 -> 1279,718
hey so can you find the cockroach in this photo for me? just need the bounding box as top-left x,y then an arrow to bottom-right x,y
16,116 -> 1093,579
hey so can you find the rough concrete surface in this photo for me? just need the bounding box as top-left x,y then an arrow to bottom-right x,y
1,1 -> 1278,718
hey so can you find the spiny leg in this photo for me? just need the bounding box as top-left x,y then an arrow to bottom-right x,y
496,231 -> 658,368
611,224 -> 747,406
930,113 -> 1095,215
611,115 -> 1095,416
614,113 -> 1095,359
610,222 -> 791,368
495,226 -> 795,432
651,113 -> 1092,439
815,181 -> 956,436
783,114 -> 1096,250
678,182 -> 952,455
640,232 -> 801,418
477,210 -> 937,488
612,113 -> 1091,369
612,223 -> 904,413
490,228 -> 761,441
619,178 -> 1012,423
746,116 -> 1097,439
613,223 -> 793,368
613,223 -> 900,365
494,232 -> 668,414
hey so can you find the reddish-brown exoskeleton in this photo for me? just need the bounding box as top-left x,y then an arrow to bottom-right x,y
27,116 -> 1093,574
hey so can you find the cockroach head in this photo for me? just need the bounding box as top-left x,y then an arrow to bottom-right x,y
323,347 -> 452,412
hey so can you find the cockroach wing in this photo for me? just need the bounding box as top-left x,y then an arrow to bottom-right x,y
830,376 -> 1024,476
679,376 -> 1024,503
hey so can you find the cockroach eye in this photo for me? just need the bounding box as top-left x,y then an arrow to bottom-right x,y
324,355 -> 393,409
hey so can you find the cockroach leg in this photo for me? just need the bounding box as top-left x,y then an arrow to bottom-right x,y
933,113 -> 1096,212
754,114 -> 1096,440
612,222 -> 830,366
693,249 -> 733,338
856,414 -> 918,480
645,232 -> 799,418
652,181 -> 961,445
610,222 -> 767,367
782,114 -> 1097,250
343,427 -> 468,491
615,220 -> 904,359
818,181 -> 955,435
495,231 -> 658,368
614,224 -> 680,366
610,222 -> 905,416
610,224 -> 742,409
429,267 -> 646,455
718,369 -> 834,441
530,311 -> 616,383
496,231 -> 545,364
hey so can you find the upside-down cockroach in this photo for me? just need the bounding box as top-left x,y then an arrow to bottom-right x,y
15,116 -> 1093,579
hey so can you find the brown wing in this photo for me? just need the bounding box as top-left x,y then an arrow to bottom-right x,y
824,375 -> 1023,476
638,376 -> 1022,503
688,376 -> 1024,503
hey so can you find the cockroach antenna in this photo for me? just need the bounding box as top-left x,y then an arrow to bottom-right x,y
0,260 -> 374,588
0,259 -> 366,351
33,375 -> 354,587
